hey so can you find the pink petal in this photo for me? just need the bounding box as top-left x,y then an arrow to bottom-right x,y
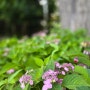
42,85 -> 48,90
20,83 -> 25,89
42,84 -> 52,90
29,80 -> 33,85
7,69 -> 14,74
44,79 -> 51,85
61,71 -> 65,75
64,67 -> 69,72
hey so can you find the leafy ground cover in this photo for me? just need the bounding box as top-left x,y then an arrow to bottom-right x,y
0,26 -> 90,90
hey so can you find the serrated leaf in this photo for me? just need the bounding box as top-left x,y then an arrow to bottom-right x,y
78,56 -> 90,66
74,65 -> 88,79
76,86 -> 90,90
52,83 -> 62,90
62,74 -> 89,89
86,69 -> 90,84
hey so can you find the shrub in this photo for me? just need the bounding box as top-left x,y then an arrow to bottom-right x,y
0,28 -> 90,90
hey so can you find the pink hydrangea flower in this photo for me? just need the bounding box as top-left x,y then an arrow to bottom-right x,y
83,50 -> 90,55
64,67 -> 69,72
55,62 -> 74,75
55,62 -> 62,68
62,63 -> 74,70
42,77 -> 53,90
7,69 -> 14,74
42,83 -> 52,90
43,79 -> 51,85
19,73 -> 33,89
20,82 -> 25,89
42,70 -> 58,81
42,62 -> 75,90
61,71 -> 65,75
42,70 -> 58,90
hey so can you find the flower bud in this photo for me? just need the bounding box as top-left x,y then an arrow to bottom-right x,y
74,57 -> 78,63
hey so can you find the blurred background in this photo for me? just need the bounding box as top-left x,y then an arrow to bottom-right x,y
0,0 -> 57,37
0,0 -> 90,37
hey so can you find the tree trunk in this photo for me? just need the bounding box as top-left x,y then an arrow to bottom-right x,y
58,0 -> 90,32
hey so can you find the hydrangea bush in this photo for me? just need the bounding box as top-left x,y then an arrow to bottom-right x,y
0,28 -> 90,90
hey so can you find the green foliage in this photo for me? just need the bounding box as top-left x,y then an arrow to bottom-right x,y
34,58 -> 44,67
62,74 -> 90,89
76,86 -> 90,90
74,65 -> 89,79
0,28 -> 90,89
8,69 -> 22,84
45,59 -> 55,71
52,83 -> 62,90
31,67 -> 44,83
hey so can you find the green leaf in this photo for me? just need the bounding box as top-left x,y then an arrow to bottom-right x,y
13,84 -> 21,90
87,69 -> 90,84
87,69 -> 90,77
52,83 -> 62,90
76,86 -> 90,90
31,67 -> 43,83
25,56 -> 39,69
44,56 -> 50,65
78,56 -> 90,66
45,59 -> 55,71
8,69 -> 22,83
62,74 -> 89,89
0,63 -> 16,75
0,79 -> 7,87
74,65 -> 89,79
50,43 -> 59,57
34,58 -> 44,67
24,83 -> 31,90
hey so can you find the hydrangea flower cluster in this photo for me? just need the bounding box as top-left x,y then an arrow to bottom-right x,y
55,62 -> 74,74
19,71 -> 33,89
42,62 -> 74,90
42,70 -> 58,90
7,69 -> 14,74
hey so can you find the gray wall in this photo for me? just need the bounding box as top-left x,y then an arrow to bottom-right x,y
58,0 -> 90,32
